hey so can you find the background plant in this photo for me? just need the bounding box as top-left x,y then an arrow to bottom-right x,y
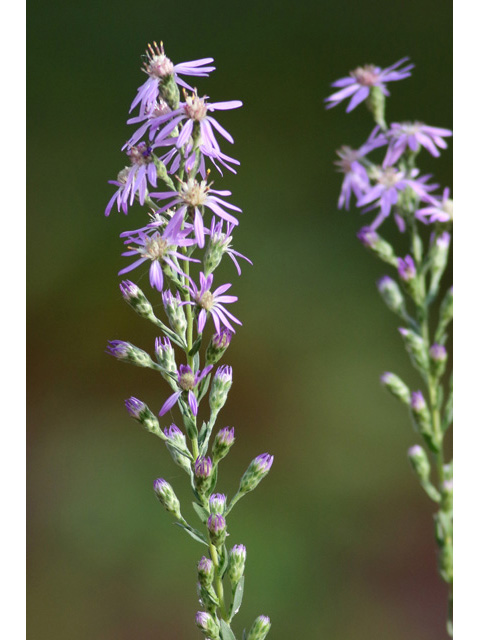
326,58 -> 453,635
105,42 -> 273,640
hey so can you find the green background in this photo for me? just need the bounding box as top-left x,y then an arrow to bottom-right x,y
28,1 -> 452,638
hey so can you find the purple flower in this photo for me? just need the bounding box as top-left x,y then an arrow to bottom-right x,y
105,143 -> 158,216
209,493 -> 227,514
151,177 -> 241,248
118,211 -> 198,291
216,426 -> 235,446
325,57 -> 414,112
151,91 -> 242,156
335,146 -> 370,210
356,167 -> 438,229
411,390 -> 426,411
206,219 -> 252,275
252,453 -> 274,474
430,343 -> 447,362
130,42 -> 215,115
207,513 -> 226,535
383,122 -> 452,166
125,396 -> 145,419
416,187 -> 453,224
357,226 -> 380,248
159,364 -> 213,416
125,98 -> 172,148
186,272 -> 241,334
397,255 -> 416,281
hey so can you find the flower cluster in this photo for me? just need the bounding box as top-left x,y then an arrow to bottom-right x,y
105,43 -> 273,640
326,59 -> 453,635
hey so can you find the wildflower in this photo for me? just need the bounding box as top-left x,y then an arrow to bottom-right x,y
186,272 -> 241,334
205,219 -> 252,274
397,255 -> 416,281
159,364 -> 213,416
383,122 -> 452,166
239,453 -> 274,494
131,41 -> 215,115
151,177 -> 241,248
153,478 -> 182,518
325,57 -> 413,112
212,426 -> 235,463
118,211 -> 197,291
416,187 -> 453,224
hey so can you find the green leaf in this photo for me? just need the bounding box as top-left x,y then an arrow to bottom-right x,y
192,501 -> 209,524
189,335 -> 203,357
230,576 -> 245,619
174,522 -> 208,546
218,545 -> 229,578
220,620 -> 237,640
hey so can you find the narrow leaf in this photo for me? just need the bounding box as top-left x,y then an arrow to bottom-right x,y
230,576 -> 245,619
192,501 -> 209,524
174,522 -> 208,546
220,620 -> 237,640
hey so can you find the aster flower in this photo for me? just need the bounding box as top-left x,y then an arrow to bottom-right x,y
130,41 -> 215,116
397,255 -> 416,281
186,272 -> 241,334
151,177 -> 241,248
151,91 -> 242,156
383,122 -> 453,166
356,167 -> 438,229
118,210 -> 198,291
125,98 -> 172,148
416,187 -> 453,224
205,218 -> 252,275
325,57 -> 414,112
105,143 -> 158,216
159,364 -> 213,416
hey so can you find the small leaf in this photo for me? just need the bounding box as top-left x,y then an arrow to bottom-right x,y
174,522 -> 208,546
218,545 -> 229,578
189,335 -> 203,357
219,620 -> 237,640
230,576 -> 245,619
192,501 -> 209,524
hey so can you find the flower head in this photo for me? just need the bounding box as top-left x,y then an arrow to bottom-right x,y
416,187 -> 453,224
159,364 -> 213,417
325,57 -> 414,112
397,255 -> 416,281
383,122 -> 452,166
187,272 -> 241,334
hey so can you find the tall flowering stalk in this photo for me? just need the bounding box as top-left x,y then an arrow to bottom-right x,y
106,42 -> 273,640
326,60 -> 453,635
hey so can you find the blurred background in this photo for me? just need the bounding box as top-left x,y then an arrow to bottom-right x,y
28,1 -> 452,638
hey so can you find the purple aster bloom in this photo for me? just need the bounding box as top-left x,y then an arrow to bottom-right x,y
151,177 -> 241,248
384,122 -> 452,166
397,255 -> 416,281
159,363 -> 213,416
325,57 -> 414,112
130,41 -> 215,115
357,167 -> 438,229
151,91 -> 242,156
416,187 -> 453,224
118,210 -> 198,291
186,272 -> 241,334
125,98 -> 172,148
105,143 -> 159,216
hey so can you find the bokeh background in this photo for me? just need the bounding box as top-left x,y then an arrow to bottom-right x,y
28,1 -> 452,638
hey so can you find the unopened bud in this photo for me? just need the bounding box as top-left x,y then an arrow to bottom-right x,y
206,329 -> 232,365
106,340 -> 154,368
357,227 -> 397,265
209,493 -> 227,515
194,456 -> 213,494
212,427 -> 235,463
153,478 -> 181,519
162,290 -> 187,340
366,85 -> 386,129
410,391 -> 437,449
228,544 -> 247,586
125,397 -> 162,436
239,453 -> 274,494
197,556 -> 215,588
441,479 -> 453,513
155,336 -> 177,375
407,445 -> 430,482
195,611 -> 220,639
398,328 -> 429,373
164,424 -> 191,473
429,343 -> 448,378
119,280 -> 156,322
377,276 -> 406,316
207,513 -> 227,546
209,365 -> 233,416
380,372 -> 411,405
247,615 -> 272,640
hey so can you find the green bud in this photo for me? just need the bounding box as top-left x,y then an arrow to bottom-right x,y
162,290 -> 187,341
366,85 -> 386,130
228,544 -> 247,587
247,615 -> 272,640
239,454 -> 274,495
441,480 -> 453,513
435,287 -> 453,343
408,445 -> 440,502
154,156 -> 176,190
357,227 -> 397,266
377,276 -> 406,317
195,611 -> 220,639
398,328 -> 429,374
107,340 -> 155,369
125,397 -> 163,438
209,366 -> 232,417
159,74 -> 180,110
153,478 -> 182,519
212,427 -> 235,464
197,556 -> 215,588
206,329 -> 232,366
380,372 -> 411,405
119,280 -> 156,323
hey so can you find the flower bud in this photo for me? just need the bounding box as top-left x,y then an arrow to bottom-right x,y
357,226 -> 397,266
209,366 -> 233,416
366,85 -> 386,129
125,397 -> 162,436
441,479 -> 453,513
162,290 -> 187,340
430,232 -> 451,292
212,427 -> 235,463
206,329 -> 232,366
197,556 -> 215,588
195,611 -> 220,639
409,391 -> 437,449
246,615 -> 272,640
209,493 -> 227,515
153,478 -> 181,519
228,544 -> 247,586
239,454 -> 274,494
207,513 -> 227,546
194,456 -> 213,494
397,255 -> 422,303
204,233 -> 226,275
164,424 -> 191,473
106,340 -> 154,368
438,287 -> 453,333
429,343 -> 447,378
119,280 -> 156,322
376,276 -> 406,317
398,328 -> 429,373
380,372 -> 411,405
155,336 -> 177,375
407,445 -> 430,483
159,73 -> 180,110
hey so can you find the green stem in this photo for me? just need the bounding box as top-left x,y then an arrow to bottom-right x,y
209,543 -> 229,621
